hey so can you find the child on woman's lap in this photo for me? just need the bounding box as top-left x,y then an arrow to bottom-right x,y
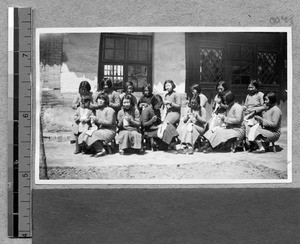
72,95 -> 93,154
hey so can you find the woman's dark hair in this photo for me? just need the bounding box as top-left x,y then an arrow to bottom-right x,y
264,91 -> 277,104
150,94 -> 163,108
78,80 -> 91,94
215,80 -> 228,92
142,84 -> 153,96
121,94 -> 135,107
163,80 -> 176,91
124,81 -> 134,93
222,90 -> 235,105
249,79 -> 260,90
100,78 -> 113,90
96,93 -> 109,106
191,84 -> 202,94
188,94 -> 200,108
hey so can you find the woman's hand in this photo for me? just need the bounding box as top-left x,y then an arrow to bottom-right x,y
74,115 -> 80,122
246,107 -> 256,113
126,116 -> 132,122
81,116 -> 91,123
123,115 -> 132,125
195,113 -> 202,121
190,117 -> 197,123
79,101 -> 84,108
90,115 -> 97,123
218,114 -> 225,121
215,97 -> 222,104
254,115 -> 263,123
139,103 -> 148,109
151,115 -> 157,122
164,100 -> 172,106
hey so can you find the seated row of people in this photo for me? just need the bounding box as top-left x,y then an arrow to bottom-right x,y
71,79 -> 182,156
200,79 -> 282,153
70,78 -> 282,156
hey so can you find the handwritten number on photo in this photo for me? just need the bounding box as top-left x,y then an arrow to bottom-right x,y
269,14 -> 294,26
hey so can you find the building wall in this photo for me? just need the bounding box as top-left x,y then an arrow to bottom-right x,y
60,33 -> 100,93
153,33 -> 186,94
40,34 -> 64,90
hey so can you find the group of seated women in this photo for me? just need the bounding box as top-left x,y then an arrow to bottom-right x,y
70,78 -> 282,157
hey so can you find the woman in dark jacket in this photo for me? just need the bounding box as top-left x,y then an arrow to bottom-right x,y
141,94 -> 179,151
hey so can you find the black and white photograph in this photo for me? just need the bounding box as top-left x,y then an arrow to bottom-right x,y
35,27 -> 292,184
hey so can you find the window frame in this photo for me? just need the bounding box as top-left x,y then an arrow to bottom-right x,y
199,47 -> 225,84
227,43 -> 256,87
98,33 -> 153,92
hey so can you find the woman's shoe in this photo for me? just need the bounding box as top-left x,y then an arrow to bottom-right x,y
138,148 -> 145,155
94,149 -> 107,157
152,140 -> 158,151
74,149 -> 81,154
230,141 -> 238,153
168,149 -> 178,154
252,148 -> 266,153
187,147 -> 194,154
203,147 -> 213,154
119,149 -> 124,155
199,141 -> 210,152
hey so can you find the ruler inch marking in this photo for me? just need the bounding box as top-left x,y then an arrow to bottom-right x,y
8,7 -> 32,238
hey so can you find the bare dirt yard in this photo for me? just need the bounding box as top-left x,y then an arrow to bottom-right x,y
41,128 -> 288,181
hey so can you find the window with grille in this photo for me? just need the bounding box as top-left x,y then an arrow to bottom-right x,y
199,48 -> 224,83
104,65 -> 124,89
100,34 -> 152,91
257,52 -> 278,84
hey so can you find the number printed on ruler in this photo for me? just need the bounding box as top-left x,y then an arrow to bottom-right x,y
7,7 -> 32,238
19,52 -> 31,113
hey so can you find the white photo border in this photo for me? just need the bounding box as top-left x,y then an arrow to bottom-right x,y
35,27 -> 292,185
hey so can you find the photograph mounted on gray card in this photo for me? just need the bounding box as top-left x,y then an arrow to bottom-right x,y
35,27 -> 292,184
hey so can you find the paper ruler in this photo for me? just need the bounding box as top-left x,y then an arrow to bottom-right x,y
8,7 -> 32,238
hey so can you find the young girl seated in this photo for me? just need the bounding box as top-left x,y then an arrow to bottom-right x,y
191,84 -> 208,108
162,80 -> 181,126
116,94 -> 143,155
243,80 -> 266,149
141,94 -> 179,151
72,95 -> 93,154
138,84 -> 154,112
70,81 -> 93,143
120,81 -> 138,108
72,80 -> 93,110
92,78 -> 121,112
246,92 -> 282,153
201,90 -> 245,153
177,95 -> 207,154
242,80 -> 265,120
207,80 -> 229,131
78,93 -> 117,157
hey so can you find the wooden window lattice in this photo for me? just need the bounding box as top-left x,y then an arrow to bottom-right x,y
257,52 -> 278,84
200,49 -> 224,83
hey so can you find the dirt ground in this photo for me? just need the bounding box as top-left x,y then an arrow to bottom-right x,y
40,128 -> 289,181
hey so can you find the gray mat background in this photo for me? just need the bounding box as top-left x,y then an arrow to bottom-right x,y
0,0 -> 299,243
